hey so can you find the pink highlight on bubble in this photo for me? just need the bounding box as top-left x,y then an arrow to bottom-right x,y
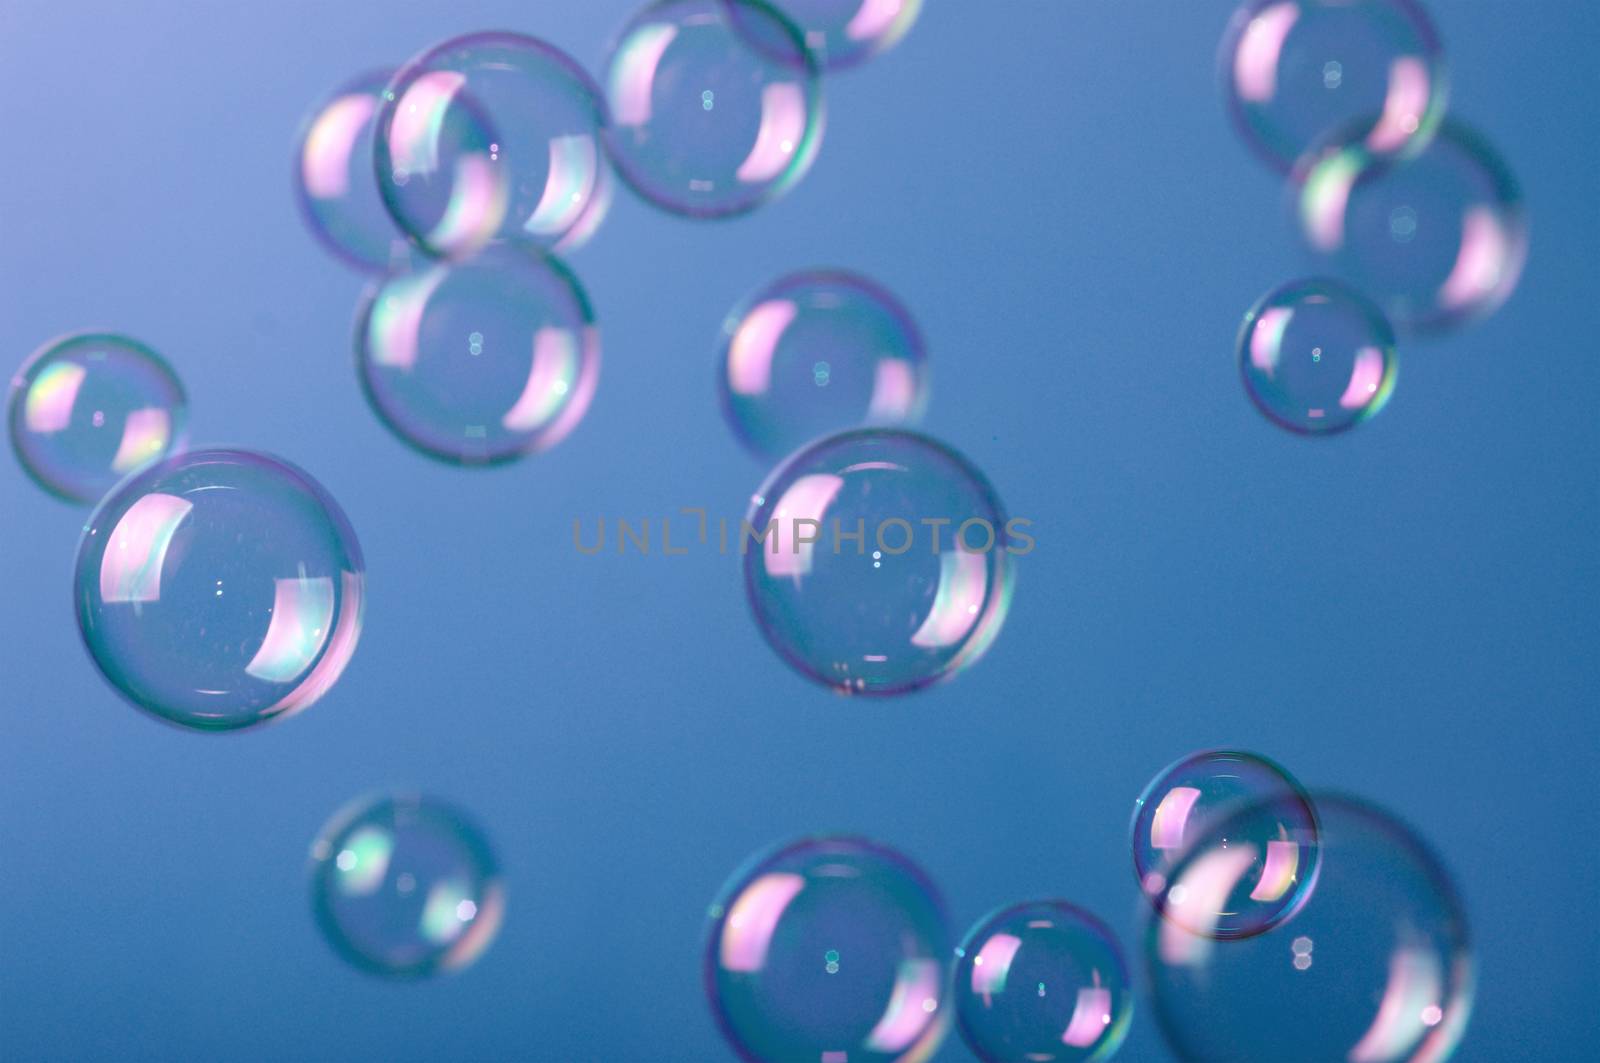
426,153 -> 507,255
866,359 -> 918,420
368,267 -> 448,371
1439,206 -> 1511,312
1366,56 -> 1431,153
1249,306 -> 1294,373
24,361 -> 87,433
736,82 -> 807,184
1158,843 -> 1258,952
110,408 -> 172,473
718,872 -> 806,973
389,71 -> 468,176
727,299 -> 798,396
1061,985 -> 1113,1049
1339,347 -> 1387,409
1233,3 -> 1301,103
1302,152 -> 1360,252
303,94 -> 377,199
245,575 -> 335,684
970,932 -> 1022,1001
910,551 -> 987,650
524,134 -> 599,237
1348,945 -> 1444,1063
263,570 -> 364,721
846,0 -> 908,42
1150,786 -> 1203,852
553,157 -> 615,254
764,473 -> 845,579
609,22 -> 678,126
532,326 -> 601,453
442,881 -> 507,973
502,328 -> 579,433
99,492 -> 193,604
864,958 -> 941,1054
1248,838 -> 1301,902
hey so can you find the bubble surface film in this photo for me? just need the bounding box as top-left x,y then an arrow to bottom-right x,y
295,70 -> 405,272
752,0 -> 922,70
705,835 -> 950,1063
74,449 -> 365,731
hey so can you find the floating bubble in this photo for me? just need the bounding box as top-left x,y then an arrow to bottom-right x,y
1295,120 -> 1528,332
705,835 -> 949,1062
310,793 -> 504,978
604,0 -> 824,218
1132,750 -> 1320,939
952,900 -> 1133,1063
1219,0 -> 1446,171
1147,794 -> 1473,1062
295,70 -> 406,271
1238,277 -> 1397,435
750,0 -> 922,69
8,333 -> 187,505
743,429 -> 1017,696
356,245 -> 600,465
74,449 -> 364,731
374,32 -> 607,259
718,270 -> 928,462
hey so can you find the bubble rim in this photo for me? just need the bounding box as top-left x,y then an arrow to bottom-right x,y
291,68 -> 402,274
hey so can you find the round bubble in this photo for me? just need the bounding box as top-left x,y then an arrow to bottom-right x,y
1238,277 -> 1397,435
356,245 -> 600,465
743,429 -> 1015,696
295,70 -> 406,272
747,0 -> 922,70
705,835 -> 950,1062
1219,0 -> 1445,171
374,32 -> 608,259
1295,120 -> 1528,332
9,333 -> 188,505
604,0 -> 825,218
74,449 -> 364,731
952,900 -> 1132,1063
310,792 -> 504,978
1132,750 -> 1320,939
718,270 -> 928,462
1147,794 -> 1473,1062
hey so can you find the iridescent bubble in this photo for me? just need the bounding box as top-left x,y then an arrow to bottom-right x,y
74,449 -> 364,732
310,792 -> 504,978
1147,794 -> 1473,1062
355,245 -> 600,465
952,901 -> 1133,1063
8,333 -> 187,504
1131,750 -> 1320,940
743,429 -> 1016,696
295,70 -> 406,272
1238,277 -> 1397,435
1295,120 -> 1528,332
1219,0 -> 1446,171
374,32 -> 608,259
718,270 -> 928,462
752,0 -> 922,69
705,835 -> 949,1062
604,0 -> 825,218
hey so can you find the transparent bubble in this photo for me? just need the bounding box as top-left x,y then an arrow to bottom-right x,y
743,429 -> 1016,696
750,0 -> 922,70
74,449 -> 364,732
1239,277 -> 1397,435
355,245 -> 600,465
1131,750 -> 1320,939
310,792 -> 504,978
718,270 -> 928,462
1295,120 -> 1528,333
604,0 -> 825,218
952,901 -> 1132,1063
1219,0 -> 1445,171
705,835 -> 949,1062
295,70 -> 406,272
374,32 -> 608,259
8,333 -> 188,505
1146,794 -> 1473,1062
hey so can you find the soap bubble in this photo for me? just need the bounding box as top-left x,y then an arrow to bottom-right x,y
295,70 -> 405,271
1239,277 -> 1398,435
1295,120 -> 1527,332
310,792 -> 504,978
74,449 -> 364,731
952,900 -> 1133,1062
1132,750 -> 1320,939
604,0 -> 824,217
705,835 -> 949,1062
750,0 -> 923,69
1220,0 -> 1446,171
9,333 -> 187,504
1147,794 -> 1473,1062
374,31 -> 607,259
743,429 -> 1017,696
355,245 -> 600,465
718,270 -> 928,462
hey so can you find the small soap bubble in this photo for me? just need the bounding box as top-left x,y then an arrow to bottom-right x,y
705,835 -> 949,1062
9,333 -> 187,504
1131,750 -> 1320,939
952,901 -> 1133,1062
74,449 -> 364,731
604,0 -> 824,217
1239,278 -> 1397,435
295,70 -> 405,271
719,270 -> 928,462
356,245 -> 600,465
747,0 -> 923,70
310,793 -> 504,978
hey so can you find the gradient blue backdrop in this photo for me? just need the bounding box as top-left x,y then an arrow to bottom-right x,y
1,2 -> 1595,1059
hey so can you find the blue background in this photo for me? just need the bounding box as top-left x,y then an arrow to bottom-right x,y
1,1 -> 1595,1059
